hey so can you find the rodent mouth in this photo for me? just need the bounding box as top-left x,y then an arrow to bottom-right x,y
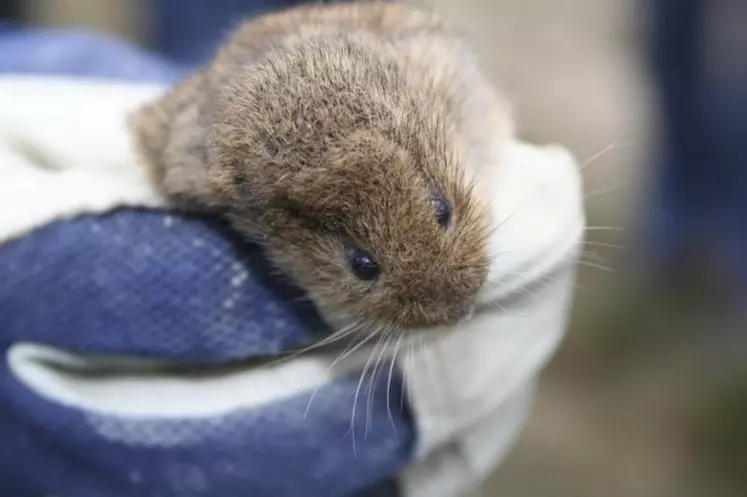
395,301 -> 477,330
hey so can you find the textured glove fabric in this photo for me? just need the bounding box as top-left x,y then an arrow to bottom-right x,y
0,209 -> 328,361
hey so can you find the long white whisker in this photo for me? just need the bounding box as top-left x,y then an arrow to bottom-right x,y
486,141 -> 626,244
386,329 -> 405,435
514,285 -> 543,301
584,226 -> 624,232
584,183 -> 625,200
266,320 -> 363,368
582,249 -> 609,264
350,328 -> 386,456
583,240 -> 626,250
578,140 -> 631,173
401,339 -> 414,412
366,328 -> 394,439
485,270 -> 583,291
577,259 -> 616,273
418,333 -> 445,410
303,323 -> 373,419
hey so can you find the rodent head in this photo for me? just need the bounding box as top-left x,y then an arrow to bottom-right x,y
207,37 -> 492,330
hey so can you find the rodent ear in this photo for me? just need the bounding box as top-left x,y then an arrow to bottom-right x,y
275,132 -> 407,226
127,71 -> 216,207
279,167 -> 354,226
279,132 -> 400,221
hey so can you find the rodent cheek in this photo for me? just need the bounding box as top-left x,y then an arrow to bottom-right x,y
266,236 -> 377,320
313,283 -> 382,330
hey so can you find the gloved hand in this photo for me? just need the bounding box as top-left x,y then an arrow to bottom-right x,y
0,29 -> 584,497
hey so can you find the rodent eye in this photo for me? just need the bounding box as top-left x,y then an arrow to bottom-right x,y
347,247 -> 380,281
430,187 -> 452,228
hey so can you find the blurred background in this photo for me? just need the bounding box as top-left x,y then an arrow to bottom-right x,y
3,0 -> 746,496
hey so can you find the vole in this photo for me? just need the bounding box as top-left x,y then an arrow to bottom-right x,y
128,0 -> 515,332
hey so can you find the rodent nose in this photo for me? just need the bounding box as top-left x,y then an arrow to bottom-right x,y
393,266 -> 484,328
410,297 -> 475,328
406,275 -> 481,327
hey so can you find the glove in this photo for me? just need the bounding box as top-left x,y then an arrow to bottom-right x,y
0,29 -> 584,497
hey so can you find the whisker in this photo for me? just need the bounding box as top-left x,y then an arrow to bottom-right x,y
578,140 -> 631,173
514,285 -> 544,301
583,240 -> 626,250
584,183 -> 625,200
350,329 -> 386,456
487,246 -> 527,260
485,199 -> 524,239
418,334 -> 439,395
266,318 -> 367,367
303,324 -> 376,419
386,329 -> 405,435
484,269 -> 582,290
484,140 -> 624,244
401,340 -> 414,412
582,249 -> 609,264
482,298 -> 511,313
584,226 -> 624,232
577,259 -> 616,273
484,277 -> 584,292
419,333 -> 449,411
366,328 -> 394,439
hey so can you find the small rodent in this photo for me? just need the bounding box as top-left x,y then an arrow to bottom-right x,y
129,1 -> 515,331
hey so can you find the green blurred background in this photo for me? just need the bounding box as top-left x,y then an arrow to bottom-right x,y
15,1 -> 746,496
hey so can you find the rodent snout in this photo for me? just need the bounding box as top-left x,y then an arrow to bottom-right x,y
395,296 -> 476,329
384,269 -> 485,329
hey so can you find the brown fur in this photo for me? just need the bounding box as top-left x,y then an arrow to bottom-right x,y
128,1 -> 514,329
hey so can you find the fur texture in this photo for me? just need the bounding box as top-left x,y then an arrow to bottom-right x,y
129,1 -> 514,329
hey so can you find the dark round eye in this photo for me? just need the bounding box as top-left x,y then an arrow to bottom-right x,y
430,187 -> 452,228
347,247 -> 380,281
